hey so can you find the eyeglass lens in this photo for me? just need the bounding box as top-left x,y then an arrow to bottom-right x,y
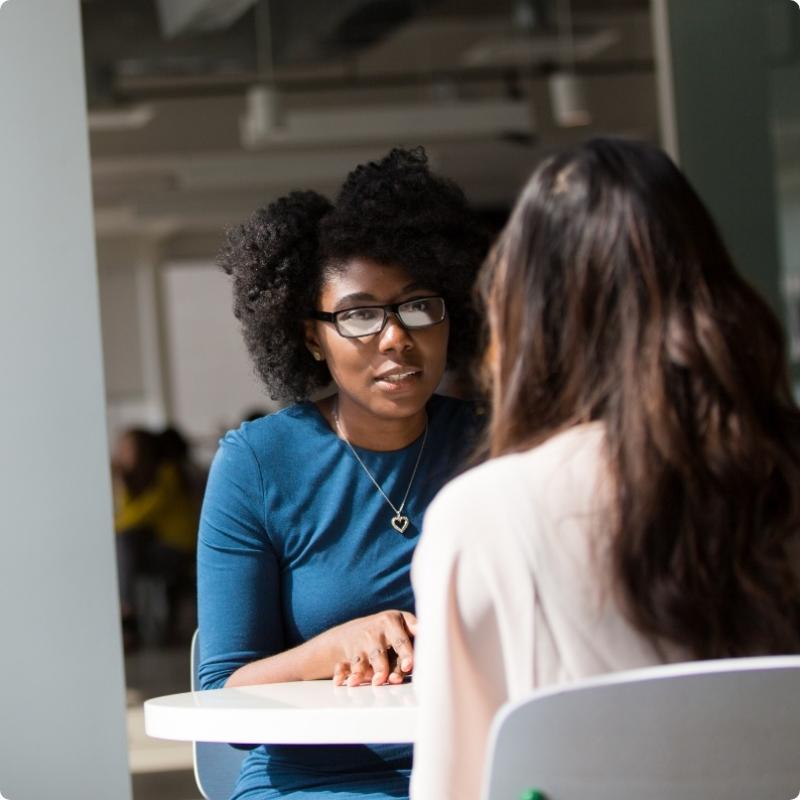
336,297 -> 445,337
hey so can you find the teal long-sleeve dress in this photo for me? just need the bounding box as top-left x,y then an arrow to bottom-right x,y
197,394 -> 476,799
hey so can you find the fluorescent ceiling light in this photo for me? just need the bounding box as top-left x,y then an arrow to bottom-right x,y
239,98 -> 533,150
89,105 -> 155,132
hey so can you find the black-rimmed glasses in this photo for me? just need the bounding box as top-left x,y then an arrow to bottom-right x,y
310,296 -> 447,339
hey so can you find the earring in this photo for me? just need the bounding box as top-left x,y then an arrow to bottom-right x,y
312,350 -> 323,361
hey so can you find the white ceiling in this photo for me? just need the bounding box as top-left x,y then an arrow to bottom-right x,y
82,1 -> 661,255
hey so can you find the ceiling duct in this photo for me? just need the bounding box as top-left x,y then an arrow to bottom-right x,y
464,0 -> 617,69
463,27 -> 618,68
156,0 -> 258,37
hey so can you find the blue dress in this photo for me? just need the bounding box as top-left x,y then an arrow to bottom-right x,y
197,394 -> 476,799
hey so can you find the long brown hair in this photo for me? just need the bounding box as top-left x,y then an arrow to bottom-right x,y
480,137 -> 800,658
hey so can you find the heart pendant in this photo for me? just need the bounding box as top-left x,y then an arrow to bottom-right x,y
391,514 -> 410,533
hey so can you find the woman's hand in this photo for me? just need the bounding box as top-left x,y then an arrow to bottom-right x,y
224,609 -> 417,688
330,610 -> 417,687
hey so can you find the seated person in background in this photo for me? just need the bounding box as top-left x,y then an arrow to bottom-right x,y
158,424 -> 208,509
113,425 -> 200,647
410,137 -> 800,800
198,147 -> 487,800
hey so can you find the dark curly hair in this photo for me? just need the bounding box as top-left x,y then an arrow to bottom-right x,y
218,147 -> 488,402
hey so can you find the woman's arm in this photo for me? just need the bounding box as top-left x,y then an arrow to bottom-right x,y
197,432 -> 286,690
198,431 -> 417,689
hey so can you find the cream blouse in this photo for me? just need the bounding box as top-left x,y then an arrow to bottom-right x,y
410,423 -> 686,800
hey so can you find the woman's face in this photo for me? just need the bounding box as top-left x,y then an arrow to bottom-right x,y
114,433 -> 138,473
306,258 -> 449,421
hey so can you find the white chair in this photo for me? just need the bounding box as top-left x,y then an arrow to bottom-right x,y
482,656 -> 800,800
190,630 -> 247,800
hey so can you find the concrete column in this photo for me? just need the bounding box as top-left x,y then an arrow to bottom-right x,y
0,1 -> 131,798
651,0 -> 783,318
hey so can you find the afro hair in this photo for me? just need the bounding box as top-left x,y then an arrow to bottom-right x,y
218,147 -> 488,402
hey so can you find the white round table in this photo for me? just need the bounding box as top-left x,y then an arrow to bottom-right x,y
144,679 -> 418,744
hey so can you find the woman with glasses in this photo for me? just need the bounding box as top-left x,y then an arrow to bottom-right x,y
410,137 -> 800,800
197,147 -> 487,799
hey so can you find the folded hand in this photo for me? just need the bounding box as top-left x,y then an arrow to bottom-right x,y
330,610 -> 417,687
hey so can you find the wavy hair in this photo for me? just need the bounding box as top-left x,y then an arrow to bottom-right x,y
480,137 -> 800,657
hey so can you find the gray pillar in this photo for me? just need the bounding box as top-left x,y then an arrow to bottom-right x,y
0,1 -> 131,798
652,0 -> 783,318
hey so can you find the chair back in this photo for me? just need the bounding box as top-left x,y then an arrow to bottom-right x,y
191,629 -> 247,800
482,655 -> 800,800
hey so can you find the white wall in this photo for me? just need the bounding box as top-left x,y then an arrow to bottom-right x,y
0,1 -> 131,798
162,261 -> 278,462
100,256 -> 277,464
98,240 -> 172,445
99,265 -> 147,399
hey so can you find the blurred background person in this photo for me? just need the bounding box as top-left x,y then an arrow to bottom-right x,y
113,425 -> 201,650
